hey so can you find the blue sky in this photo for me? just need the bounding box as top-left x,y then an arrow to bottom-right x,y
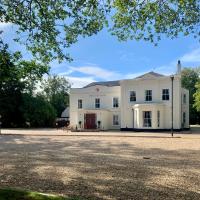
1,22 -> 200,88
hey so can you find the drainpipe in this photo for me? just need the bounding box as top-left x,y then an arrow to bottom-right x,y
170,75 -> 174,137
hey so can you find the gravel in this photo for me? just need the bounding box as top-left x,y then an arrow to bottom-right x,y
0,131 -> 200,200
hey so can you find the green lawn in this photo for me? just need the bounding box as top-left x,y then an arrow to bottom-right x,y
0,188 -> 80,200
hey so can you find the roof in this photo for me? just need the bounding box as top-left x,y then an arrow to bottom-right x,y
83,80 -> 120,88
135,71 -> 165,79
83,71 -> 165,88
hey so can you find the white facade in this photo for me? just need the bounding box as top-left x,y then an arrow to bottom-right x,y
70,72 -> 189,131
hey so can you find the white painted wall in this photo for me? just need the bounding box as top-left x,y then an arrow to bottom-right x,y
120,75 -> 184,129
70,85 -> 121,130
70,73 -> 189,130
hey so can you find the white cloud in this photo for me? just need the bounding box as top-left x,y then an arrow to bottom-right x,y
68,66 -> 121,80
153,47 -> 200,75
153,62 -> 176,75
64,76 -> 96,88
180,48 -> 200,63
59,69 -> 74,76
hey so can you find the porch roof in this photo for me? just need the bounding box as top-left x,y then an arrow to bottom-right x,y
133,102 -> 165,108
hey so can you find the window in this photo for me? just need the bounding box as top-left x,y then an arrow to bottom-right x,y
145,90 -> 152,101
143,111 -> 152,127
183,112 -> 186,124
113,115 -> 119,125
183,94 -> 186,104
162,89 -> 169,100
95,98 -> 100,108
130,91 -> 136,102
113,97 -> 119,108
157,111 -> 160,127
78,99 -> 82,109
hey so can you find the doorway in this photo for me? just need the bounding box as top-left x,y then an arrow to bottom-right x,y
84,114 -> 96,129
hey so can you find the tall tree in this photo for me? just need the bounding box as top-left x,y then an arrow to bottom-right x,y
181,67 -> 200,124
40,75 -> 70,117
0,0 -> 199,62
0,42 -> 51,127
18,60 -> 49,94
0,42 -> 24,127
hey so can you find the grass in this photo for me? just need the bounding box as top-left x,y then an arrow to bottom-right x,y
0,188 -> 81,200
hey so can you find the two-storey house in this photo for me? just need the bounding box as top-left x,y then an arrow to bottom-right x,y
70,62 -> 189,131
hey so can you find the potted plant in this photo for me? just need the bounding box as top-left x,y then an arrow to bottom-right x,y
97,121 -> 101,129
78,121 -> 82,128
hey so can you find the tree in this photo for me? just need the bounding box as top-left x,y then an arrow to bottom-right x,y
40,75 -> 70,117
18,60 -> 49,95
0,41 -> 51,127
21,94 -> 56,127
181,67 -> 200,124
0,41 -> 24,127
194,82 -> 200,112
1,0 -> 199,62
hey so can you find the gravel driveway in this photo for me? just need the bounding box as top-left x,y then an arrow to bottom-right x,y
0,131 -> 200,200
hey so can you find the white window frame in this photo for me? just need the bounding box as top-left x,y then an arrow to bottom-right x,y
143,111 -> 152,127
130,91 -> 136,102
78,99 -> 82,109
113,97 -> 119,108
162,89 -> 169,100
145,90 -> 152,101
113,115 -> 119,125
95,98 -> 100,108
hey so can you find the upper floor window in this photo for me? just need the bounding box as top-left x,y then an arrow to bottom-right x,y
78,99 -> 82,109
145,90 -> 152,101
162,89 -> 169,100
130,91 -> 136,102
113,97 -> 119,108
113,115 -> 119,125
183,94 -> 186,104
95,98 -> 100,108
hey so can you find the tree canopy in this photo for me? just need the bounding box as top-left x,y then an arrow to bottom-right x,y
1,0 -> 200,62
194,82 -> 200,112
181,67 -> 200,124
0,42 -> 56,127
40,75 -> 70,117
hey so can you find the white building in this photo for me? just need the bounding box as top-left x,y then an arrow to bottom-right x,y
70,63 -> 189,131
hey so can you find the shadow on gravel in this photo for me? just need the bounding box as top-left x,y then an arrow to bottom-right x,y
0,135 -> 199,200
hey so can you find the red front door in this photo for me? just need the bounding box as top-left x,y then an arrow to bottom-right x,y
84,114 -> 96,129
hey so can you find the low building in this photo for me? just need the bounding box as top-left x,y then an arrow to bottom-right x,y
70,61 -> 189,131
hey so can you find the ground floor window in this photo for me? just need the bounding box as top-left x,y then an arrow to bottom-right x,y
143,111 -> 152,127
183,112 -> 186,124
113,115 -> 119,125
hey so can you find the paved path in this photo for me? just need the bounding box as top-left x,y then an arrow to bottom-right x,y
0,128 -> 197,138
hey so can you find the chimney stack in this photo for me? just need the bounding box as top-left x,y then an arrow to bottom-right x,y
177,60 -> 181,75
